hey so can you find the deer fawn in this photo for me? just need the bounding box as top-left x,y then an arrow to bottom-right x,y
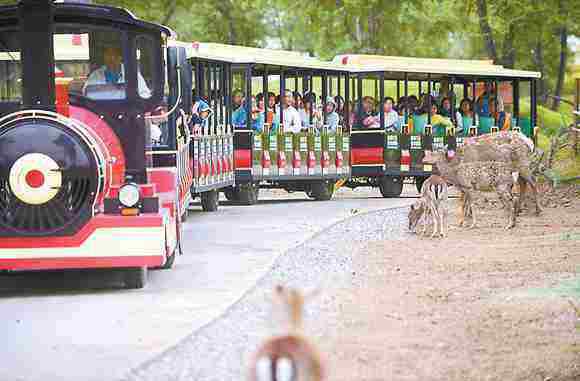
409,175 -> 449,238
248,285 -> 324,381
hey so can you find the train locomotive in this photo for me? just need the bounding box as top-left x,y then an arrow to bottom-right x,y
0,0 -> 233,288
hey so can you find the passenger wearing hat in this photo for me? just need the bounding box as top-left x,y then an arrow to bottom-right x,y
190,98 -> 212,134
324,97 -> 340,132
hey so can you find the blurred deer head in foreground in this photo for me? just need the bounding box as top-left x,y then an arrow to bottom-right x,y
248,285 -> 324,381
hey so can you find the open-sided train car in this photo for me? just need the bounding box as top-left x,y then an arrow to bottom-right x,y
188,43 -> 352,204
0,1 -> 209,288
336,55 -> 541,195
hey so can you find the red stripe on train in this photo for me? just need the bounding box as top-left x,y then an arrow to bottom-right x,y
0,256 -> 163,270
0,214 -> 163,249
234,149 -> 252,169
351,147 -> 384,165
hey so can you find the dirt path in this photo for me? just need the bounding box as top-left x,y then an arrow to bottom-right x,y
323,191 -> 580,381
127,187 -> 579,381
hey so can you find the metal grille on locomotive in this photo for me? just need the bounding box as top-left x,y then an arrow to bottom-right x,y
0,111 -> 103,237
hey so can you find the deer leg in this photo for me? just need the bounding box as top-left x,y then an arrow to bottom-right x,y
520,173 -> 542,216
497,186 -> 516,230
516,177 -> 526,215
458,192 -> 465,227
466,192 -> 477,229
430,205 -> 440,238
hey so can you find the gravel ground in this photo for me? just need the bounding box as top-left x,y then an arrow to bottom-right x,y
125,206 -> 408,381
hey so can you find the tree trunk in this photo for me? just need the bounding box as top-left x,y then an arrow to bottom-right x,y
161,0 -> 177,26
501,23 -> 516,68
532,37 -> 548,104
551,25 -> 568,110
215,0 -> 237,44
475,0 -> 498,63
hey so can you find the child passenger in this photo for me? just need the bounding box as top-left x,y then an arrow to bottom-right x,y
323,97 -> 340,132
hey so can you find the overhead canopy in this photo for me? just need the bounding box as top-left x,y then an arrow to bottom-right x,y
177,41 -> 349,73
334,54 -> 541,80
176,41 -> 541,80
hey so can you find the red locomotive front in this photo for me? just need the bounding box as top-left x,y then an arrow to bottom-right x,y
0,1 -> 184,288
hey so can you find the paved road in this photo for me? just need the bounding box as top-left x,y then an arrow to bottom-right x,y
0,187 -> 415,381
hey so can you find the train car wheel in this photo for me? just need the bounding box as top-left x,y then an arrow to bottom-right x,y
201,189 -> 219,212
124,267 -> 147,289
238,184 -> 259,205
224,187 -> 238,202
310,180 -> 334,201
379,176 -> 403,198
415,177 -> 427,194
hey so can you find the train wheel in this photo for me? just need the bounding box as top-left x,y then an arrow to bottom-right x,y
224,187 -> 238,202
415,177 -> 427,194
237,183 -> 259,205
379,176 -> 403,198
124,267 -> 147,289
201,189 -> 219,212
310,180 -> 334,201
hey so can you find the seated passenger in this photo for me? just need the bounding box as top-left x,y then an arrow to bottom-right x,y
257,93 -> 274,126
273,90 -> 302,133
429,103 -> 453,135
190,99 -> 212,134
300,92 -> 322,128
232,89 -> 244,112
475,83 -> 503,117
323,97 -> 340,132
456,98 -> 478,135
334,95 -> 345,123
231,97 -> 264,131
356,96 -> 379,128
439,97 -> 453,118
84,47 -> 151,99
382,97 -> 400,132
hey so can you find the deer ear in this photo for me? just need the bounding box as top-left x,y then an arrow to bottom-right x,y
410,204 -> 415,211
275,285 -> 285,295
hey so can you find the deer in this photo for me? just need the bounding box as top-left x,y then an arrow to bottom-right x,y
248,286 -> 324,381
431,150 -> 518,230
408,175 -> 449,237
458,131 -> 541,216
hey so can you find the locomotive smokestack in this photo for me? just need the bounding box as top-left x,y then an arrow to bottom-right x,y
18,0 -> 56,108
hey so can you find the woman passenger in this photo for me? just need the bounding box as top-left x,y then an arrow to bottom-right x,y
257,93 -> 274,127
456,98 -> 478,135
382,97 -> 400,132
439,97 -> 452,118
429,103 -> 453,135
323,97 -> 340,132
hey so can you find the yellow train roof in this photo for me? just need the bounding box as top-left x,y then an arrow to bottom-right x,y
171,41 -> 542,79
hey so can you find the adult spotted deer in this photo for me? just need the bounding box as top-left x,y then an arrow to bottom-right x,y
249,286 -> 324,381
431,151 -> 518,229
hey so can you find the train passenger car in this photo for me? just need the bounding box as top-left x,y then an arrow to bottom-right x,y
336,55 -> 541,195
188,43 -> 351,204
0,1 -> 194,288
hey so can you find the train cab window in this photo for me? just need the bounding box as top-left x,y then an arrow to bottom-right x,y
0,31 -> 22,103
136,36 -> 155,99
53,29 -> 127,101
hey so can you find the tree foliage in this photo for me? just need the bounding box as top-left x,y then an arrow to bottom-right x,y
0,0 -> 578,105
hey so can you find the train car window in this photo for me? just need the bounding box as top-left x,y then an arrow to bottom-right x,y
136,36 -> 155,100
0,30 -> 21,103
53,28 -> 127,101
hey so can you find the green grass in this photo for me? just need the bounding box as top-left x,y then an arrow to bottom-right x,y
522,100 -> 580,180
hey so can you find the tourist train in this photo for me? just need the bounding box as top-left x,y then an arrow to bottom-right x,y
0,1 -> 540,287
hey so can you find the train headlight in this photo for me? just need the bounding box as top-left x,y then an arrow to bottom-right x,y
118,183 -> 140,208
